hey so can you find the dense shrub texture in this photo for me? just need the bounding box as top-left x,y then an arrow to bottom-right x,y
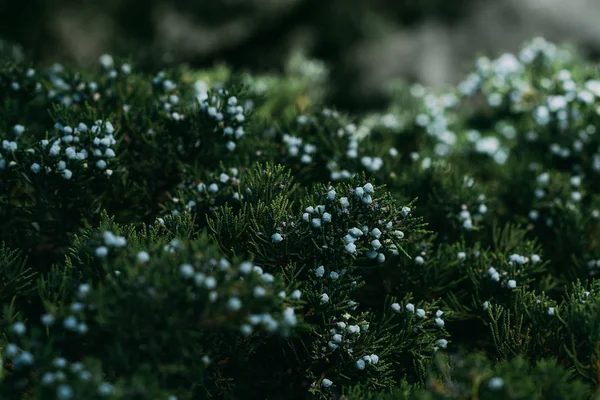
2,38 -> 600,399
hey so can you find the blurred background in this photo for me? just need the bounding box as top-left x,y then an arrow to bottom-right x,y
2,0 -> 600,111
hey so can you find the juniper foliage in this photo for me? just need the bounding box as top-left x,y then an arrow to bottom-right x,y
2,38 -> 600,399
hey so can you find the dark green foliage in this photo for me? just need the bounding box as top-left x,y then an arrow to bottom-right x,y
2,38 -> 600,399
